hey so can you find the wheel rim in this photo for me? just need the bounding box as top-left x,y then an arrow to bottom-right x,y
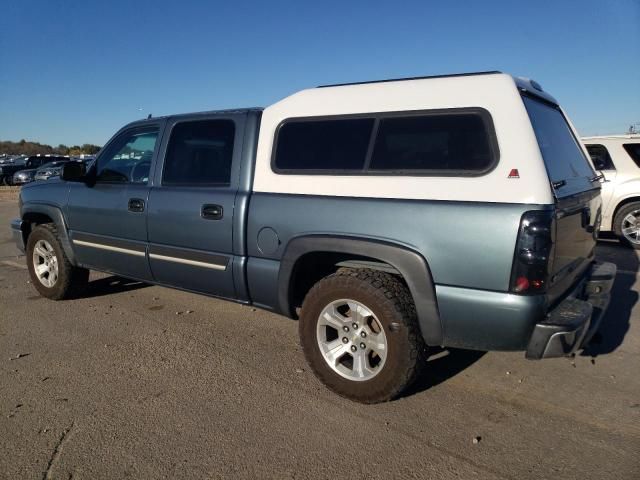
32,239 -> 59,288
316,299 -> 387,381
622,209 -> 640,245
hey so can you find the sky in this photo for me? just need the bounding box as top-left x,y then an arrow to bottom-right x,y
1,0 -> 639,146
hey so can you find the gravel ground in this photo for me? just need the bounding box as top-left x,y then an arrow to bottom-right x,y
1,200 -> 638,479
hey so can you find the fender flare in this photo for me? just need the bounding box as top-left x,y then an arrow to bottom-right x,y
278,235 -> 443,346
613,195 -> 640,215
22,202 -> 77,265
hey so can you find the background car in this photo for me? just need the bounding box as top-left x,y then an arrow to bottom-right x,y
34,159 -> 72,181
0,155 -> 27,165
12,168 -> 37,185
583,134 -> 640,248
2,155 -> 68,185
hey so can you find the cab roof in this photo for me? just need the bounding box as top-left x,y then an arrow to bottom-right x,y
126,107 -> 263,128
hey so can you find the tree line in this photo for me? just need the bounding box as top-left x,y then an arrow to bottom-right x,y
0,139 -> 101,156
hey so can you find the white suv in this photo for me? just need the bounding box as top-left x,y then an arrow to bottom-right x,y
583,135 -> 640,248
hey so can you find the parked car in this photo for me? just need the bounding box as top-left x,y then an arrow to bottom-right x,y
6,156 -> 70,186
34,159 -> 73,181
12,168 -> 37,185
0,155 -> 49,185
583,135 -> 640,248
0,155 -> 26,165
11,71 -> 615,403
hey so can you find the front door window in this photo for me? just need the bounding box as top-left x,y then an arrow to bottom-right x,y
96,128 -> 159,184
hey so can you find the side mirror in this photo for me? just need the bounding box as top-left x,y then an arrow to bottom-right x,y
61,162 -> 86,182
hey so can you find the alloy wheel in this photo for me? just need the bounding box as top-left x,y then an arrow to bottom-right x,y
32,239 -> 59,288
316,299 -> 387,381
622,209 -> 640,245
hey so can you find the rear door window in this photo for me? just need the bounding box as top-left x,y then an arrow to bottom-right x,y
585,144 -> 616,170
162,119 -> 235,186
522,96 -> 595,195
623,143 -> 640,167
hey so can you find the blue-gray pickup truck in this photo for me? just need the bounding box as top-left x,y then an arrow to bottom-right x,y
11,72 -> 616,402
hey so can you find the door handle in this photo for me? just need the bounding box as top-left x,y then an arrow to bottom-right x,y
128,198 -> 145,213
201,204 -> 223,220
581,207 -> 591,228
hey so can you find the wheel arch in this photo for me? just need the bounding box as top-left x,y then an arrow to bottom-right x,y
612,196 -> 640,231
21,203 -> 77,265
278,235 -> 442,346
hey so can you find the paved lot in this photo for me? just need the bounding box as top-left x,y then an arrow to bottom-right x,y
1,198 -> 638,479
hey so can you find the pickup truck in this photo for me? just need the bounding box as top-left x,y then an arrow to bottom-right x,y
11,71 -> 615,403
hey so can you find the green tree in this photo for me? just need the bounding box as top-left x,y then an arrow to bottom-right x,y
0,139 -> 102,156
81,144 -> 101,154
56,144 -> 69,155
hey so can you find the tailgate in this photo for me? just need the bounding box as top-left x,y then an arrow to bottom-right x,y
522,95 -> 600,303
549,189 -> 600,302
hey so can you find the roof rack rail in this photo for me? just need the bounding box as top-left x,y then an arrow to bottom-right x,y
317,71 -> 502,88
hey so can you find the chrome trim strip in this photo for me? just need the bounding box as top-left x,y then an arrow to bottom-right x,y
72,239 -> 146,257
149,253 -> 227,271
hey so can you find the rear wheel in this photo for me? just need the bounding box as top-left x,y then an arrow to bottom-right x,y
26,224 -> 89,300
614,202 -> 640,249
299,268 -> 425,403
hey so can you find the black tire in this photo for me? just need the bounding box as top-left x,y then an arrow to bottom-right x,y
613,202 -> 640,249
26,224 -> 89,300
299,268 -> 426,403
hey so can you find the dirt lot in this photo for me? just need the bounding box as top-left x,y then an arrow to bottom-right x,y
0,187 -> 20,202
1,198 -> 638,479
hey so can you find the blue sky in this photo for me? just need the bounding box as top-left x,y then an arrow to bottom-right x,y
1,0 -> 639,146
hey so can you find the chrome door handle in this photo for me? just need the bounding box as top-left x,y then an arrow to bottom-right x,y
201,204 -> 223,220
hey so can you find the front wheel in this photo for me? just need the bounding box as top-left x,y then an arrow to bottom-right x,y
26,224 -> 89,300
299,268 -> 425,403
614,202 -> 640,249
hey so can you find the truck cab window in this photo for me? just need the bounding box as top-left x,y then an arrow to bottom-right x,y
162,119 -> 235,186
96,128 -> 159,184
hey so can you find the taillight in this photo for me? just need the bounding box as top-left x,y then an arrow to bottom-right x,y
510,210 -> 554,294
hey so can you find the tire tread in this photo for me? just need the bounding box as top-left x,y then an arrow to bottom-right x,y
27,223 -> 88,300
300,268 -> 426,403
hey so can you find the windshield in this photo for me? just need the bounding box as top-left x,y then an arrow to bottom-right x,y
39,162 -> 63,170
522,96 -> 595,196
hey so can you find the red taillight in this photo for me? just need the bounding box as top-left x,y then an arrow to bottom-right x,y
510,211 -> 554,294
514,276 -> 530,292
530,279 -> 545,290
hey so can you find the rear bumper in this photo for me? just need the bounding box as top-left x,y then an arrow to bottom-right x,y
525,261 -> 616,359
11,219 -> 25,253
